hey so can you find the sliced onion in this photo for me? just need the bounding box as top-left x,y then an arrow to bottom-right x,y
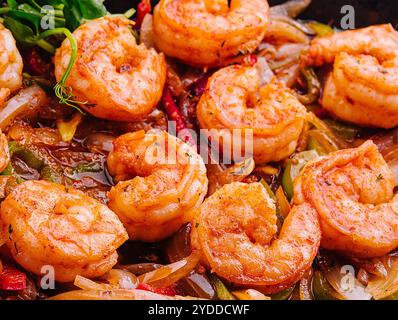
102,269 -> 138,289
357,268 -> 369,287
83,133 -> 116,154
274,16 -> 315,35
50,289 -> 187,300
255,56 -> 274,87
0,85 -> 49,130
324,265 -> 372,300
181,273 -> 216,300
371,128 -> 398,155
121,263 -> 163,276
167,224 -> 192,263
308,114 -> 351,149
207,158 -> 255,196
349,257 -> 388,278
366,257 -> 398,300
266,19 -> 310,44
299,268 -> 313,300
8,123 -> 66,147
270,0 -> 312,18
166,225 -> 216,299
140,13 -> 154,49
232,289 -> 270,300
74,275 -> 111,291
138,253 -> 200,288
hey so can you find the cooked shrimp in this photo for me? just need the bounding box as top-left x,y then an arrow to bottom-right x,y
0,24 -> 23,93
107,130 -> 208,242
0,180 -> 128,282
191,182 -> 320,293
294,141 -> 398,258
0,131 -> 9,172
196,65 -> 308,164
153,0 -> 269,67
54,17 -> 167,121
302,24 -> 398,128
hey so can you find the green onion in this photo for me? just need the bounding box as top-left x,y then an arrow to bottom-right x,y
36,28 -> 87,112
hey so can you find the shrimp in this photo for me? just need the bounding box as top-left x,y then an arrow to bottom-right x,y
191,182 -> 320,293
302,24 -> 398,129
0,131 -> 9,172
294,141 -> 398,258
0,24 -> 23,93
54,17 -> 167,121
153,0 -> 269,67
196,65 -> 308,164
0,180 -> 128,282
107,130 -> 208,242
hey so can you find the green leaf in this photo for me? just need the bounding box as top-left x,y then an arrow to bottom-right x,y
8,4 -> 42,33
17,3 -> 41,16
7,0 -> 18,9
62,0 -> 108,31
76,0 -> 107,19
3,16 -> 37,46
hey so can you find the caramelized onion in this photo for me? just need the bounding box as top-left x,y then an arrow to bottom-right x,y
232,289 -> 270,300
270,0 -> 312,18
0,85 -> 49,130
140,13 -> 155,49
50,289 -> 184,300
83,133 -> 116,154
138,254 -> 199,288
103,269 -> 138,289
299,268 -> 313,300
121,263 -> 163,276
207,158 -> 255,196
366,256 -> 398,300
323,266 -> 371,300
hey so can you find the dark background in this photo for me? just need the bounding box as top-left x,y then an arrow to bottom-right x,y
104,0 -> 398,27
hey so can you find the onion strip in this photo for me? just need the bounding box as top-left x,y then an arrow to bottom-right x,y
138,253 -> 199,288
366,257 -> 398,300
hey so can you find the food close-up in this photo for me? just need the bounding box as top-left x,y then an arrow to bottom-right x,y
1,0 -> 398,301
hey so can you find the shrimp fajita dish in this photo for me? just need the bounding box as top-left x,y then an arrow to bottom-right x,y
0,0 -> 398,301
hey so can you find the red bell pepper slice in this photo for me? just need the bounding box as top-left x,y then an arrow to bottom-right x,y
0,265 -> 27,291
136,283 -> 176,296
136,0 -> 152,28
